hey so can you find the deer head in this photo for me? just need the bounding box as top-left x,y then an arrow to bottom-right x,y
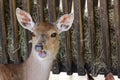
16,8 -> 74,61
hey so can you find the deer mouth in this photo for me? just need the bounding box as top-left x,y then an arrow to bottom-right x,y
38,50 -> 47,58
35,44 -> 47,58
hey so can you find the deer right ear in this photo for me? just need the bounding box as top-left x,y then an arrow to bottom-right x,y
16,8 -> 35,32
56,13 -> 74,33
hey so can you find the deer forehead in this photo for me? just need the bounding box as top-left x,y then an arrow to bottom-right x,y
33,23 -> 58,35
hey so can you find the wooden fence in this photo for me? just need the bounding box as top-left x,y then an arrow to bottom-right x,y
0,0 -> 120,78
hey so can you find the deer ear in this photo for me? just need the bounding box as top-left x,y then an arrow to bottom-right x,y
16,8 -> 35,32
56,13 -> 74,33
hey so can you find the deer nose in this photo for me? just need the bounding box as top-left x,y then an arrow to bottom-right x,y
35,43 -> 44,51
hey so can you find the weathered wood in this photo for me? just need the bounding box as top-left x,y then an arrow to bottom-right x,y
81,0 -> 86,15
114,0 -> 120,78
94,0 -> 98,7
37,0 -> 44,22
74,0 -> 85,75
22,0 -> 31,59
47,0 -> 56,23
9,0 -> 20,64
62,0 -> 73,75
100,0 -> 111,73
0,0 -> 119,76
55,0 -> 60,8
0,0 -> 8,64
62,0 -> 72,13
87,0 -> 96,59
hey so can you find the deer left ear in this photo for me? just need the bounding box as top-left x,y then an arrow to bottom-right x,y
16,8 -> 35,32
56,13 -> 74,33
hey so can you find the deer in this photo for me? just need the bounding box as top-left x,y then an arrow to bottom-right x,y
105,72 -> 115,80
0,8 -> 74,80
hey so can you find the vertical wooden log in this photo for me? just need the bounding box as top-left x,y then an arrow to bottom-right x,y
62,0 -> 73,75
47,0 -> 56,22
63,0 -> 72,13
55,0 -> 60,16
94,0 -> 98,7
22,0 -> 30,12
114,0 -> 120,78
81,0 -> 86,15
74,0 -> 85,75
100,0 -> 111,73
22,0 -> 31,59
55,0 -> 60,8
87,0 -> 96,59
43,0 -> 47,8
0,0 -> 8,64
47,0 -> 60,74
37,0 -> 44,22
9,0 -> 20,64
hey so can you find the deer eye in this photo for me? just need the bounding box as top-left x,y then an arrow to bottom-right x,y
32,33 -> 35,37
51,33 -> 57,37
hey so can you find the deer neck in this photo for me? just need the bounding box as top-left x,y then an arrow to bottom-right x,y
23,48 -> 55,80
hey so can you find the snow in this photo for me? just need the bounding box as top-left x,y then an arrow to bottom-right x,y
49,72 -> 120,80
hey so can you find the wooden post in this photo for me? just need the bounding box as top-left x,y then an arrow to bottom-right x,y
0,0 -> 8,64
87,0 -> 96,59
37,0 -> 44,22
48,0 -> 56,22
62,0 -> 73,75
9,0 -> 20,64
74,0 -> 85,75
100,0 -> 111,74
114,0 -> 120,78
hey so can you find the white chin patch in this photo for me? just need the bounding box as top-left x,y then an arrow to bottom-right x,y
38,51 -> 47,58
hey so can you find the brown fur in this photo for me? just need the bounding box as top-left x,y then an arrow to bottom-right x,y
0,64 -> 23,80
105,73 -> 115,80
33,23 -> 59,55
